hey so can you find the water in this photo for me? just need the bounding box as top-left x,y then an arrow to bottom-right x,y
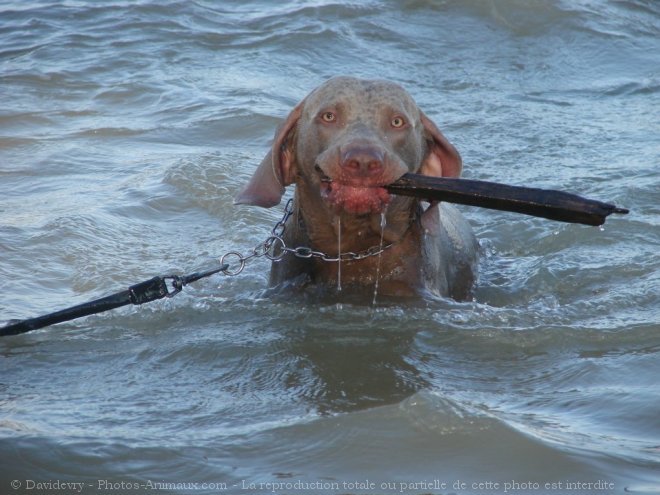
372,211 -> 388,306
1,1 -> 659,493
337,216 -> 342,292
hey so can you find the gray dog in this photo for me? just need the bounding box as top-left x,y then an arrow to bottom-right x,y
236,76 -> 477,300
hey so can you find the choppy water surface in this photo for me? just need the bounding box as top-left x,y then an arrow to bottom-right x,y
1,1 -> 659,494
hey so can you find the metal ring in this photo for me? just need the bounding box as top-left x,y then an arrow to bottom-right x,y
264,236 -> 288,261
220,251 -> 246,276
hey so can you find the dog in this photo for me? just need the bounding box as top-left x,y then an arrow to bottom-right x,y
235,76 -> 477,299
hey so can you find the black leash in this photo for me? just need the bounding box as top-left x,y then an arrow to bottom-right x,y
0,265 -> 228,337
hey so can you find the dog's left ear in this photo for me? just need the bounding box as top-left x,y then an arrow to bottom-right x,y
234,100 -> 304,208
417,111 -> 463,234
418,111 -> 462,178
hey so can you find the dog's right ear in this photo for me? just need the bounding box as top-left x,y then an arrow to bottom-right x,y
234,100 -> 304,208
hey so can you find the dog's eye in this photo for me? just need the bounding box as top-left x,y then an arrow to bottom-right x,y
321,111 -> 336,123
391,116 -> 406,128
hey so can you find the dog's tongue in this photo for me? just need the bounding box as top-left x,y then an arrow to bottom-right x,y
322,182 -> 392,214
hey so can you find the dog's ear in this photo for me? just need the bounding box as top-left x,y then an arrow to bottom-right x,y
417,112 -> 463,234
234,100 -> 303,207
418,111 -> 462,178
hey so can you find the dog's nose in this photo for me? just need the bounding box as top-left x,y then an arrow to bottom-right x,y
341,146 -> 385,176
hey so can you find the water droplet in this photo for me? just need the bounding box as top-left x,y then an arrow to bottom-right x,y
337,216 -> 342,292
372,208 -> 388,306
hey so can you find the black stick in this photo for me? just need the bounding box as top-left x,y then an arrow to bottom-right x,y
386,173 -> 628,226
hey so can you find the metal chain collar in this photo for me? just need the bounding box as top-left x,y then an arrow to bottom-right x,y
220,198 -> 393,276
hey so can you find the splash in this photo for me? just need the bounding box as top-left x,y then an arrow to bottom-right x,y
372,210 -> 387,306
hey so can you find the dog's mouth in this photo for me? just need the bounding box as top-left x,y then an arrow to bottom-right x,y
316,166 -> 392,215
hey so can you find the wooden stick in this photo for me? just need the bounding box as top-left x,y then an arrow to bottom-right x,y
385,173 -> 628,226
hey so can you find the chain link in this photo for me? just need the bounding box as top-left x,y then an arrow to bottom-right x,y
221,198 -> 393,276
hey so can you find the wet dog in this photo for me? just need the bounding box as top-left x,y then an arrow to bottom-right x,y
236,77 -> 477,299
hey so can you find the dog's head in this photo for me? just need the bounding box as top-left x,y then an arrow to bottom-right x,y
235,76 -> 462,215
